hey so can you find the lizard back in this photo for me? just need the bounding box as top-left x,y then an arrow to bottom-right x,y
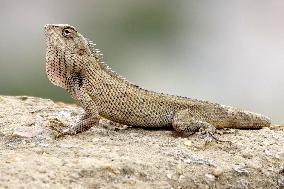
84,62 -> 232,127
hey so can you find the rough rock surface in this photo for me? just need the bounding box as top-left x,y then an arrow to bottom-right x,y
0,96 -> 283,189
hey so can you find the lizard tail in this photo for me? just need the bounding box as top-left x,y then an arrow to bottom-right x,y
228,109 -> 271,129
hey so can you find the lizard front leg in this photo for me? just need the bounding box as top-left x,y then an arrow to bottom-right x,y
49,72 -> 99,136
172,109 -> 217,142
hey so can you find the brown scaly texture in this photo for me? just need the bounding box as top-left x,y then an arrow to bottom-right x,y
44,24 -> 271,138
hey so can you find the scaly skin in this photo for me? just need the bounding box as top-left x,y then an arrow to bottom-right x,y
44,24 -> 271,138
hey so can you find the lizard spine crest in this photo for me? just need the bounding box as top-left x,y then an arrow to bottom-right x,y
87,40 -> 150,92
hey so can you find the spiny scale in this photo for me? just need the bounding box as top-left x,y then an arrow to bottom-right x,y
87,40 -> 131,83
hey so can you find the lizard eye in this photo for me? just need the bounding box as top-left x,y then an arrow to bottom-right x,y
62,28 -> 72,37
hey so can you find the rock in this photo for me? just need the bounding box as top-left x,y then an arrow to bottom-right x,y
234,164 -> 249,176
212,167 -> 223,177
0,96 -> 283,189
205,173 -> 216,182
183,139 -> 192,147
12,128 -> 43,138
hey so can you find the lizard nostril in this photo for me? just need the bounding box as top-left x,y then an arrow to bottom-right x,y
44,24 -> 51,30
44,24 -> 52,35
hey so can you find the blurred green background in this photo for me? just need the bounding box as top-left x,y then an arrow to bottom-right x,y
0,0 -> 283,123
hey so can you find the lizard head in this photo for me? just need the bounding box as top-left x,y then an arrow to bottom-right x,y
44,24 -> 92,61
44,24 -> 94,88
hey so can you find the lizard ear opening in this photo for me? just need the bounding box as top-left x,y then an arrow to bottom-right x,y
62,28 -> 73,38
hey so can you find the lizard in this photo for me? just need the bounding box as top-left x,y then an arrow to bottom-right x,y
44,24 -> 271,140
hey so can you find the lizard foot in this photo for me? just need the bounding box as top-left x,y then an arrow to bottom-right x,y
197,127 -> 232,144
47,117 -> 74,138
48,114 -> 99,138
173,109 -> 232,144
197,124 -> 216,143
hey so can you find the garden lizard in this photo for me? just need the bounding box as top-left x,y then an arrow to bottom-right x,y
44,24 -> 271,139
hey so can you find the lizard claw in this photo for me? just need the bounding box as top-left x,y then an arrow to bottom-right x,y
198,130 -> 214,143
198,128 -> 232,144
47,118 -> 73,138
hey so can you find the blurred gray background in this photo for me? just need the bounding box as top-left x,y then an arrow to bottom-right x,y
0,0 -> 283,123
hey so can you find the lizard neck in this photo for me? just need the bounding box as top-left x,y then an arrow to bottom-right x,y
87,41 -> 142,90
98,61 -> 158,96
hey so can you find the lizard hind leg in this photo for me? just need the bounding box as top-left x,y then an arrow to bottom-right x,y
172,109 -> 216,142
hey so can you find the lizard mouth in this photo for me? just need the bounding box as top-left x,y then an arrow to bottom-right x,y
44,25 -> 53,47
44,24 -> 61,48
44,24 -> 53,38
44,25 -> 61,50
